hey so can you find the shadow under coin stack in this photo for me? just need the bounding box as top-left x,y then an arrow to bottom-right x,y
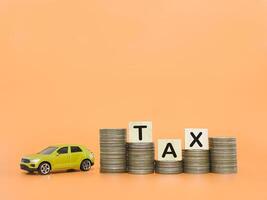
127,143 -> 154,174
155,161 -> 183,174
100,129 -> 127,173
209,137 -> 237,174
182,150 -> 210,174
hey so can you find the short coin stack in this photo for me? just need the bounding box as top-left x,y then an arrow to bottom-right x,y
127,143 -> 155,174
182,150 -> 210,174
100,129 -> 127,173
209,137 -> 237,174
155,161 -> 183,174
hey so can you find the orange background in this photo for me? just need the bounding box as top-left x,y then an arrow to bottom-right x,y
0,0 -> 267,199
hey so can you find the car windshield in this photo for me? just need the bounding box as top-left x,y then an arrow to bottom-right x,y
38,146 -> 58,155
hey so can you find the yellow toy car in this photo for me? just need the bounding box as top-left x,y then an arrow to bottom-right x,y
20,144 -> 95,175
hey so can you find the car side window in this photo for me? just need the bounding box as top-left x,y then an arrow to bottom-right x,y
71,146 -> 83,153
57,147 -> 68,154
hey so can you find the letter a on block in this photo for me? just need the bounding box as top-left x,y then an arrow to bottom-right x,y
184,128 -> 209,150
158,139 -> 182,161
128,121 -> 152,142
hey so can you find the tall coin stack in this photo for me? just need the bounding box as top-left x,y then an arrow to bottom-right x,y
100,129 -> 127,173
209,137 -> 237,174
182,150 -> 210,174
127,143 -> 155,174
155,161 -> 183,174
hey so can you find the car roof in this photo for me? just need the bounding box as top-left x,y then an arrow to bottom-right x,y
51,144 -> 86,148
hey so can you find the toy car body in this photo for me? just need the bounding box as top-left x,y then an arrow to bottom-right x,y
20,144 -> 95,175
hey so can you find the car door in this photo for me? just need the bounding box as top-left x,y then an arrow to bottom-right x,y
70,146 -> 84,168
53,146 -> 70,170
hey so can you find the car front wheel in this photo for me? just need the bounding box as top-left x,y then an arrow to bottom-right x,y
38,162 -> 51,175
80,159 -> 91,171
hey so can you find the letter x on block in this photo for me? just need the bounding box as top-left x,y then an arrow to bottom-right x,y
190,132 -> 202,147
184,128 -> 209,150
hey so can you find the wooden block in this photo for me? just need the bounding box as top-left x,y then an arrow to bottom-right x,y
184,128 -> 209,150
128,121 -> 152,143
158,139 -> 182,161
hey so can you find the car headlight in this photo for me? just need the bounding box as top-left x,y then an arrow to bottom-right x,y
31,159 -> 40,163
90,152 -> 94,158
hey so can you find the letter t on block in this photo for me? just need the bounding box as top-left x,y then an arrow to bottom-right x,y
128,121 -> 152,143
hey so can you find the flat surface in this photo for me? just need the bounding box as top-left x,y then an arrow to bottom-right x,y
1,0 -> 267,200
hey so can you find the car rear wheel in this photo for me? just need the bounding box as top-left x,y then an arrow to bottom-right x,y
80,159 -> 91,171
38,162 -> 51,175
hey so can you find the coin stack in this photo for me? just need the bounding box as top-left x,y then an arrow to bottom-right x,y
155,161 -> 183,174
100,129 -> 127,173
209,137 -> 237,174
126,143 -> 129,171
127,143 -> 155,174
182,150 -> 210,174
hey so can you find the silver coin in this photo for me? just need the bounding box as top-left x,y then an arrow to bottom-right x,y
209,136 -> 236,140
100,169 -> 126,173
155,169 -> 183,174
128,170 -> 154,174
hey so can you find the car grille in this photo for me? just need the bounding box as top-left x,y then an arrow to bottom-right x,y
21,158 -> 30,163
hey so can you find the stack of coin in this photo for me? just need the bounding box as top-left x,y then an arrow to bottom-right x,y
100,129 -> 127,173
182,150 -> 210,174
209,137 -> 237,174
127,143 -> 155,174
155,161 -> 183,174
126,143 -> 129,171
